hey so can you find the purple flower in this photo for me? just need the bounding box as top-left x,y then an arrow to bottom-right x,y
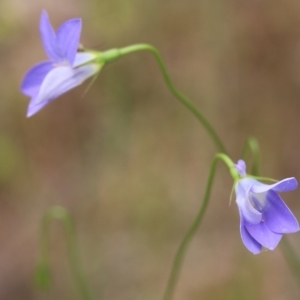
21,10 -> 102,117
234,160 -> 299,254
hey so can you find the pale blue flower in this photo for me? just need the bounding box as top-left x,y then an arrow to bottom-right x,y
235,160 -> 299,254
21,10 -> 101,117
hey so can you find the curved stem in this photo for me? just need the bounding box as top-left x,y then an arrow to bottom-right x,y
101,44 -> 227,153
163,153 -> 237,300
241,137 -> 260,176
36,206 -> 95,300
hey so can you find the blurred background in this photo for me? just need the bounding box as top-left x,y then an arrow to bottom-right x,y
1,0 -> 300,299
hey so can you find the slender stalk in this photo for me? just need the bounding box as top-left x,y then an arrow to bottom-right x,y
241,137 -> 260,176
280,237 -> 300,283
163,154 -> 237,300
100,44 -> 300,295
100,44 -> 227,154
36,206 -> 95,300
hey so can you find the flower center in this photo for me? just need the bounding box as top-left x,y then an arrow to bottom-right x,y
249,192 -> 267,212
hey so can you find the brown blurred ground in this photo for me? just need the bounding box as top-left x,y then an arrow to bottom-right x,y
1,0 -> 300,299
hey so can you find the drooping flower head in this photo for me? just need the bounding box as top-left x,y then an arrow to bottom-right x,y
234,160 -> 299,254
21,10 -> 102,117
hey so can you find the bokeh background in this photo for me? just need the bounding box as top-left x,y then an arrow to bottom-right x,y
1,0 -> 300,299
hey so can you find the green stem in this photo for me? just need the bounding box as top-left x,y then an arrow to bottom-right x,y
241,137 -> 260,176
280,237 -> 300,283
163,153 -> 237,300
100,44 -> 300,295
37,206 -> 95,300
100,44 -> 227,154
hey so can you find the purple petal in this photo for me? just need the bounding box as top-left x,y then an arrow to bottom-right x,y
73,52 -> 97,68
235,160 -> 247,177
27,64 -> 100,117
40,10 -> 63,62
56,19 -> 82,65
235,178 -> 262,224
27,98 -> 52,118
245,220 -> 283,250
251,178 -> 298,194
264,190 -> 299,233
21,61 -> 53,97
239,210 -> 262,254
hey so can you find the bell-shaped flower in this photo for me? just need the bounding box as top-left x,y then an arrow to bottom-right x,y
234,160 -> 299,254
21,10 -> 102,117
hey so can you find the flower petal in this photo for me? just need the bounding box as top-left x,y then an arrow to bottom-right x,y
251,178 -> 298,194
73,52 -> 97,68
56,19 -> 82,65
27,64 -> 100,117
27,98 -> 52,118
245,220 -> 283,250
239,210 -> 262,254
40,10 -> 63,62
235,178 -> 262,224
21,61 -> 53,97
264,190 -> 299,233
235,160 -> 247,177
